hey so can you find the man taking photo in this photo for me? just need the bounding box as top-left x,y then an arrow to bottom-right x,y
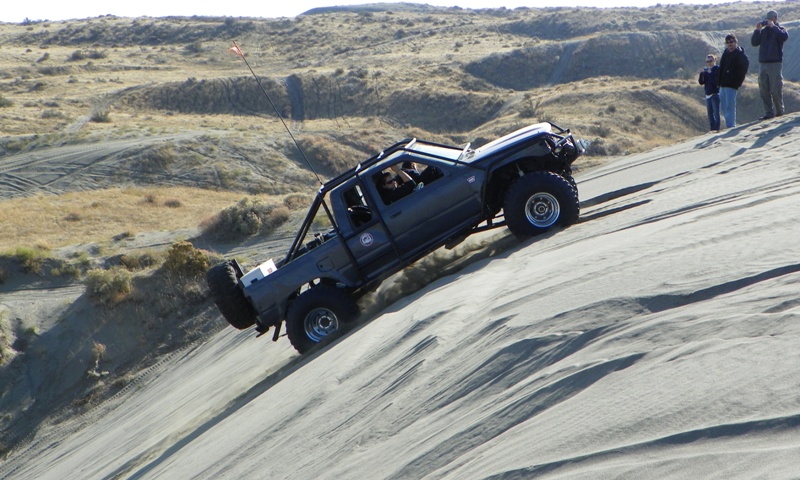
752,10 -> 789,120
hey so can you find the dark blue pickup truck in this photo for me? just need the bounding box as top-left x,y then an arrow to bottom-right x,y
207,122 -> 584,353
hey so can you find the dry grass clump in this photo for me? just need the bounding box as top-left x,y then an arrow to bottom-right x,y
84,267 -> 133,305
10,245 -> 51,274
90,109 -> 111,123
283,193 -> 313,210
0,308 -> 14,367
82,241 -> 215,305
202,198 -> 290,241
137,145 -> 177,172
118,252 -> 159,271
162,241 -> 212,280
0,246 -> 85,281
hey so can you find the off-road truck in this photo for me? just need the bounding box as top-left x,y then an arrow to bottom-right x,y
207,122 -> 585,353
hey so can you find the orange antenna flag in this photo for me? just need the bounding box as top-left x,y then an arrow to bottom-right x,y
227,43 -> 244,57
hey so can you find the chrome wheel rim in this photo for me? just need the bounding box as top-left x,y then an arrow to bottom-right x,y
525,192 -> 560,228
304,308 -> 339,342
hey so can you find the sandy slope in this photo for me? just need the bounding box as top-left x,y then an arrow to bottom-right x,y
2,116 -> 800,479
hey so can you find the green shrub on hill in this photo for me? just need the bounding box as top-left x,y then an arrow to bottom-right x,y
162,241 -> 211,280
11,245 -> 50,274
203,198 -> 290,241
84,267 -> 133,305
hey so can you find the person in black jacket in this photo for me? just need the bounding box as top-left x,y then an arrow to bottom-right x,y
699,54 -> 721,131
751,10 -> 789,119
378,166 -> 416,204
717,33 -> 750,128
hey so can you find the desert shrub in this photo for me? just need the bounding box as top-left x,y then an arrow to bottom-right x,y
84,267 -> 133,305
92,341 -> 106,363
162,241 -> 210,280
590,124 -> 612,138
51,263 -> 81,278
518,93 -> 539,118
90,109 -> 111,123
68,50 -> 86,61
118,254 -> 142,271
184,42 -> 204,54
0,95 -> 13,108
460,76 -> 493,92
113,231 -> 135,241
139,145 -> 177,172
13,246 -> 50,274
0,309 -> 13,366
69,251 -> 92,269
68,49 -> 106,62
118,252 -> 159,271
283,193 -> 312,210
204,198 -> 290,240
41,109 -> 66,119
163,198 -> 182,208
585,137 -> 623,156
296,136 -> 359,175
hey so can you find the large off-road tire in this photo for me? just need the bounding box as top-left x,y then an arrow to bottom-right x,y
503,171 -> 580,237
206,262 -> 257,330
286,286 -> 359,354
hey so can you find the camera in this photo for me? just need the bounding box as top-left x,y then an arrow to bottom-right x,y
761,20 -> 769,26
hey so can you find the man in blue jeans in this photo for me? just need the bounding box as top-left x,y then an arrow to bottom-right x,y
718,33 -> 749,128
752,10 -> 789,120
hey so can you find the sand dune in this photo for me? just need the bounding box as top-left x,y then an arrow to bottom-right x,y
2,116 -> 800,479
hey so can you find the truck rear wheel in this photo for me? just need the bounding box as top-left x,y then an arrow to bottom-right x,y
206,262 -> 257,330
503,171 -> 579,237
286,286 -> 359,353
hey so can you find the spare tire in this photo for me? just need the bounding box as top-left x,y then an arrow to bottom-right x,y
206,261 -> 257,329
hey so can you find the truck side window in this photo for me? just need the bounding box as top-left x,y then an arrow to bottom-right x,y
404,161 -> 443,185
343,185 -> 372,228
375,161 -> 445,205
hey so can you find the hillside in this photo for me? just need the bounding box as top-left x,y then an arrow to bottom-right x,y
1,1 -> 800,470
2,111 -> 799,479
2,2 -> 800,200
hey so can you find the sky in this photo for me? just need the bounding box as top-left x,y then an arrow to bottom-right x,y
1,0 -> 747,24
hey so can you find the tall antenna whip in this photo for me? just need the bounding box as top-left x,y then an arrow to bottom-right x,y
228,41 -> 323,186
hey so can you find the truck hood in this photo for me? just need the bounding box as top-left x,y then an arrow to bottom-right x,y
472,122 -> 552,160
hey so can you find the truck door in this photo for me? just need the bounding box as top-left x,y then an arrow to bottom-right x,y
373,159 -> 485,257
334,181 -> 402,280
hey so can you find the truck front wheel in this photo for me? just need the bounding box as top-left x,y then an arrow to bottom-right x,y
206,262 -> 257,330
286,286 -> 360,353
503,171 -> 579,237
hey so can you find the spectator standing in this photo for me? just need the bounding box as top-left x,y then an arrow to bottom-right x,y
699,54 -> 721,131
718,33 -> 749,128
751,10 -> 789,119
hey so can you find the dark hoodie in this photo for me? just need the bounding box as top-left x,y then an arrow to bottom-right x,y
718,46 -> 749,89
752,23 -> 789,63
699,65 -> 720,96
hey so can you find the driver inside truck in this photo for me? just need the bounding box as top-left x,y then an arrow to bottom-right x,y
378,165 -> 417,204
